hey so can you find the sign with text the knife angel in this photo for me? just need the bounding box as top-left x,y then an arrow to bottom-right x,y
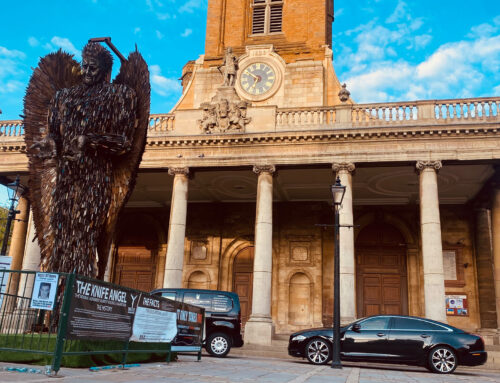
24,41 -> 150,277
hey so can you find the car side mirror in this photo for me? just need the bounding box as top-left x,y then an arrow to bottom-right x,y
351,323 -> 361,332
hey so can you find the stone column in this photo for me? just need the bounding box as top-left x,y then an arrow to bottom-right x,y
332,163 -> 356,324
163,167 -> 189,288
244,165 -> 275,346
492,187 -> 500,329
416,160 -> 446,323
17,210 -> 41,299
6,196 -> 29,299
475,206 -> 497,329
103,242 -> 115,283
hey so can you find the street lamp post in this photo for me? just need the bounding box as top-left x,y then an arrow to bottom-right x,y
330,176 -> 346,369
1,176 -> 24,256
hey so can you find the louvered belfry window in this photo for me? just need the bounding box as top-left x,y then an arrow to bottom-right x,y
252,0 -> 283,35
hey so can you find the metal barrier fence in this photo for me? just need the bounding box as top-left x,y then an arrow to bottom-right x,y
0,270 -> 185,375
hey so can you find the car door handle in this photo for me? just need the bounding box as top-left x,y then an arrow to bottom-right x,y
376,333 -> 385,337
420,334 -> 430,338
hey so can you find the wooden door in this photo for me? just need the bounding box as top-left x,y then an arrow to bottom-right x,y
233,247 -> 254,326
114,246 -> 155,291
356,223 -> 408,318
361,273 -> 403,316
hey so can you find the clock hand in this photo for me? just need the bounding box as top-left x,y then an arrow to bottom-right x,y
244,70 -> 259,81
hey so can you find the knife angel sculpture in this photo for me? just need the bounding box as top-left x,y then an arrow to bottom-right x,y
24,41 -> 150,277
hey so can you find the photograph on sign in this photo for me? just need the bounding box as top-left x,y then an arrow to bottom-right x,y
30,273 -> 59,310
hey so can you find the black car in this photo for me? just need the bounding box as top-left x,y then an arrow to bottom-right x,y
152,288 -> 244,357
288,315 -> 487,374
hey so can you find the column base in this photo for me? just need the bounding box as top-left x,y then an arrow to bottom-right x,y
244,315 -> 273,346
341,317 -> 356,326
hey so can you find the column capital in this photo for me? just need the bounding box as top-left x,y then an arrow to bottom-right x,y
253,165 -> 276,175
168,167 -> 189,176
332,162 -> 355,173
416,160 -> 442,173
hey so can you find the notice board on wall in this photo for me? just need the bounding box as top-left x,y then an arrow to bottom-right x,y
445,294 -> 468,316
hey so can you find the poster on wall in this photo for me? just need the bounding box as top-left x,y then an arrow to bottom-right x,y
30,272 -> 59,310
445,294 -> 468,316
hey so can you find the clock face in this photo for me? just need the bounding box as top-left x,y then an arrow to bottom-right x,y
240,62 -> 276,96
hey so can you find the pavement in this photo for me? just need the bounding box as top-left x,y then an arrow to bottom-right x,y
0,354 -> 500,383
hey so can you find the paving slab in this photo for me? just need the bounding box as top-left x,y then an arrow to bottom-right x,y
0,355 -> 499,383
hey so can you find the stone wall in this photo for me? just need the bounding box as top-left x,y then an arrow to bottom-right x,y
115,202 -> 482,333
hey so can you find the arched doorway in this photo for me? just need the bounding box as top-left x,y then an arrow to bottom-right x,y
356,222 -> 408,317
232,247 -> 254,326
113,215 -> 159,291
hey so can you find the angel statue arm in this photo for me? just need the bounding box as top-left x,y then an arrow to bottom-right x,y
66,87 -> 138,160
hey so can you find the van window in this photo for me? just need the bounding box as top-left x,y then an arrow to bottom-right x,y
184,293 -> 212,310
183,292 -> 233,312
161,292 -> 177,301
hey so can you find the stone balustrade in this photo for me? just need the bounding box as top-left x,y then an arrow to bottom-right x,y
0,120 -> 24,138
276,107 -> 336,128
1,97 -> 498,143
352,102 -> 419,125
148,113 -> 175,134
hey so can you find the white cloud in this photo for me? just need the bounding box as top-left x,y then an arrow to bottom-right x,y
0,80 -> 23,94
150,64 -> 182,97
179,0 -> 203,14
386,0 -> 409,24
0,46 -> 26,59
338,16 -> 500,103
181,28 -> 192,37
0,47 -> 25,96
50,37 -> 81,59
28,37 -> 39,47
156,30 -> 164,39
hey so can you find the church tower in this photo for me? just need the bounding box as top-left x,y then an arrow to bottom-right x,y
204,0 -> 334,62
175,0 -> 345,112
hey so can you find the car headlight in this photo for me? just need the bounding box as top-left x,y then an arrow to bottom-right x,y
292,335 -> 307,342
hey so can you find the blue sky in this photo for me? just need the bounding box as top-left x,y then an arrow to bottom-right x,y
0,0 -> 499,205
0,0 -> 499,121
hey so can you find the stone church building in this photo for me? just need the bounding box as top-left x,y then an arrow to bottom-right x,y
0,0 -> 499,346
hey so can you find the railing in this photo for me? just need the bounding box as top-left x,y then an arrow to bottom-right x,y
276,107 -> 335,128
0,97 -> 499,141
0,120 -> 24,137
0,114 -> 175,139
434,99 -> 499,120
352,103 -> 418,125
148,113 -> 175,134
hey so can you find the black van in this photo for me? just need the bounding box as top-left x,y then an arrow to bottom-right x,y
152,288 -> 244,357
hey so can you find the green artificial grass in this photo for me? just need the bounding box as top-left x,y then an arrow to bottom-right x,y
0,334 -> 174,368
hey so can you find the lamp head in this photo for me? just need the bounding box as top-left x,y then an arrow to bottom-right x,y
331,176 -> 346,206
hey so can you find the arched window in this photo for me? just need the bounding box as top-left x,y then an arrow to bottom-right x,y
252,0 -> 283,35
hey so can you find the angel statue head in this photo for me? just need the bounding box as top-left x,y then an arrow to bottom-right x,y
81,42 -> 114,86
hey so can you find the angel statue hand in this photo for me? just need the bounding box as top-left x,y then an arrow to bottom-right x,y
30,137 -> 57,160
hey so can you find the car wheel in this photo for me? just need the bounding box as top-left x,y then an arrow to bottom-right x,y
427,346 -> 457,374
206,332 -> 231,357
305,338 -> 331,365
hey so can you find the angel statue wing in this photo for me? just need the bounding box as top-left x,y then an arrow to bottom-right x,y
23,51 -> 82,269
96,50 -> 151,278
